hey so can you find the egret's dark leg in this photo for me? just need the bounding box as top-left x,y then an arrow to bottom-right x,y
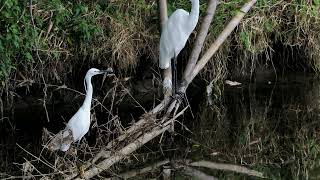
77,140 -> 81,148
172,54 -> 178,96
75,140 -> 81,163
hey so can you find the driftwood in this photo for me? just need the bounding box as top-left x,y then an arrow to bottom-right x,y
189,160 -> 264,178
64,0 -> 257,179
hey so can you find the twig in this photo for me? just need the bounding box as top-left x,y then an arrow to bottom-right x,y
183,0 -> 219,80
189,160 -> 264,178
30,0 -> 50,124
41,75 -> 50,122
184,0 -> 257,85
48,83 -> 114,117
16,143 -> 66,175
0,4 -> 5,12
88,103 -> 186,173
80,100 -> 168,173
72,123 -> 172,179
119,80 -> 147,113
0,95 -> 3,119
29,0 -> 35,27
1,172 -> 62,180
67,106 -> 187,179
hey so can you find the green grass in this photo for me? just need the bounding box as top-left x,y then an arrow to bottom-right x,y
1,0 -> 320,86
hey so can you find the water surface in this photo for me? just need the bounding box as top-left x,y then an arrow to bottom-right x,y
1,73 -> 320,179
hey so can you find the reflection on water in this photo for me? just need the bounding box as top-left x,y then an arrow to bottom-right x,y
1,73 -> 320,179
193,74 -> 320,179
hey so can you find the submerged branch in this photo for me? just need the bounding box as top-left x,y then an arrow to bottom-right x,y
117,160 -> 170,179
189,160 -> 264,178
178,165 -> 218,180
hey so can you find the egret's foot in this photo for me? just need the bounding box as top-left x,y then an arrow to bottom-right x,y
172,91 -> 187,106
162,78 -> 173,97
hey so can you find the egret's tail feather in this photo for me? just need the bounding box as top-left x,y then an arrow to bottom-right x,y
47,128 -> 74,151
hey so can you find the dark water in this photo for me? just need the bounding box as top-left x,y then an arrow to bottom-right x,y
1,73 -> 320,179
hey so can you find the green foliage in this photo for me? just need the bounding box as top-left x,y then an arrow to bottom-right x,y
0,0 -> 32,80
0,0 -> 103,83
1,0 -> 320,84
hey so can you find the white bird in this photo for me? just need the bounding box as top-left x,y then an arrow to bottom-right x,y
159,0 -> 199,94
48,68 -> 113,152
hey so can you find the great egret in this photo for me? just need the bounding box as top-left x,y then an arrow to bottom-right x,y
48,68 -> 113,152
159,0 -> 199,94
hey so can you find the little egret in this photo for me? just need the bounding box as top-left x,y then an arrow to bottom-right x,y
48,68 -> 113,152
159,0 -> 199,94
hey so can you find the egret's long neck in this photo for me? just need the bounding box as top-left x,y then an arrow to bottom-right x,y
83,75 -> 93,110
189,0 -> 199,28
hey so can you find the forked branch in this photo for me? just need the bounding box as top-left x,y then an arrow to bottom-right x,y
183,0 -> 219,80
184,0 -> 257,84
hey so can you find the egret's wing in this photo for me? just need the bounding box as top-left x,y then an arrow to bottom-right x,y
159,9 -> 190,69
66,108 -> 88,141
167,9 -> 190,53
47,128 -> 73,151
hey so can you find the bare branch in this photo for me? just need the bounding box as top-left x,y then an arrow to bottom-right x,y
159,0 -> 168,29
159,0 -> 172,97
183,0 -> 219,80
185,0 -> 257,84
67,106 -> 188,179
74,125 -> 171,179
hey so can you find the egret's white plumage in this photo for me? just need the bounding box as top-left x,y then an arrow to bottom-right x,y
159,0 -> 200,69
48,68 -> 113,152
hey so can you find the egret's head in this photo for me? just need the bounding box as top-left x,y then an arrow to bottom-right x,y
86,68 -> 114,77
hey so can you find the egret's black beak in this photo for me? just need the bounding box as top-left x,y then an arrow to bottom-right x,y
100,68 -> 114,74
